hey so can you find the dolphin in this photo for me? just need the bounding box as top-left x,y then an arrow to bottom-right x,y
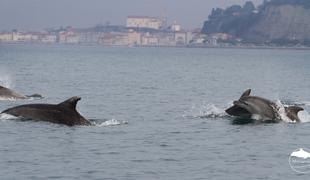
0,85 -> 27,99
0,85 -> 43,100
225,89 -> 304,122
1,96 -> 91,126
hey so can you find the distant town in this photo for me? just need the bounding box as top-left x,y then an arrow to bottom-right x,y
2,3 -> 310,49
0,15 -> 229,48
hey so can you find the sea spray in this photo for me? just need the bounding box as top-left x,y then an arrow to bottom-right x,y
276,100 -> 310,123
298,111 -> 310,123
93,119 -> 128,127
0,113 -> 18,121
0,74 -> 12,88
275,100 -> 292,123
184,102 -> 229,119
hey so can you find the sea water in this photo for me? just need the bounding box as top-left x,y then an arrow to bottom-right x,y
0,44 -> 310,180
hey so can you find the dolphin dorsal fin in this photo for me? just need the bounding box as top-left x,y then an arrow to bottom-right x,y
240,89 -> 251,99
58,96 -> 81,110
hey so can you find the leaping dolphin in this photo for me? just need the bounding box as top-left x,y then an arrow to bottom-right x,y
225,89 -> 304,122
0,85 -> 43,100
1,96 -> 91,126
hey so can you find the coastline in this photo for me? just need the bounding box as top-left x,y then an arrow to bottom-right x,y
1,42 -> 310,51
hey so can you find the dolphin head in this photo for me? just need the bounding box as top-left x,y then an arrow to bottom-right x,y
225,89 -> 253,117
285,106 -> 304,122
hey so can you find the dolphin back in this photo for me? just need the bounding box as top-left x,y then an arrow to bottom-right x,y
0,85 -> 26,99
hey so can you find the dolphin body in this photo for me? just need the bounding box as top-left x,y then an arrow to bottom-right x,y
0,85 -> 43,100
225,89 -> 304,122
1,96 -> 91,126
0,85 -> 27,99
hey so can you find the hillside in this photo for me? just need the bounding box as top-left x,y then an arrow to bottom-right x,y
202,0 -> 310,43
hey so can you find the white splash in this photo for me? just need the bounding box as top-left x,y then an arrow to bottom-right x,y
251,114 -> 263,121
298,111 -> 310,123
0,97 -> 18,101
275,100 -> 293,123
0,74 -> 13,88
0,113 -> 18,121
94,119 -> 127,127
276,100 -> 310,123
184,103 -> 228,119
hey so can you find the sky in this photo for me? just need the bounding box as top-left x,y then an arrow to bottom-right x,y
0,0 -> 263,31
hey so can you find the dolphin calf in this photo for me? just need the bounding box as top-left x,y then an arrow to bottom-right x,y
0,85 -> 43,100
1,96 -> 91,126
225,89 -> 304,122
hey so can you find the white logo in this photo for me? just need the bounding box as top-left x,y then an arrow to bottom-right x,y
289,148 -> 310,173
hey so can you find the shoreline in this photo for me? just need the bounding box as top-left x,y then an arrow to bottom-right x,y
1,42 -> 310,51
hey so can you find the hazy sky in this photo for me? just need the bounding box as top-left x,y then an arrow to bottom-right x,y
0,0 -> 263,31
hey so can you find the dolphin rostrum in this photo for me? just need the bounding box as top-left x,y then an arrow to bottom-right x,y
0,85 -> 43,100
1,96 -> 91,126
225,89 -> 304,122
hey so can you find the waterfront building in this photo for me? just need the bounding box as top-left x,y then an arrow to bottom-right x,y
174,32 -> 187,45
141,33 -> 159,46
127,30 -> 142,45
41,35 -> 57,43
0,33 -> 12,42
99,32 -> 129,46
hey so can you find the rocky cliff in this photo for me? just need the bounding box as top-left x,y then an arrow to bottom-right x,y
245,4 -> 310,41
202,0 -> 310,42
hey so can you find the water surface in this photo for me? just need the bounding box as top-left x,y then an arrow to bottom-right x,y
0,44 -> 310,179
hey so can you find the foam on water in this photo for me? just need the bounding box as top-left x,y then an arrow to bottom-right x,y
92,119 -> 128,127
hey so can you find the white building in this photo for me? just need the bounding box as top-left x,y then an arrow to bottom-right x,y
0,33 -> 12,42
126,16 -> 164,30
12,32 -> 32,42
171,21 -> 181,32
